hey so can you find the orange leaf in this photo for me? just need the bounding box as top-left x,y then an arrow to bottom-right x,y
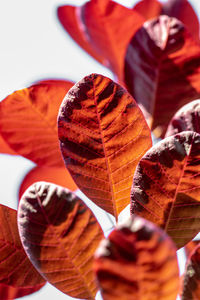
57,5 -> 105,64
0,205 -> 45,288
0,135 -> 16,155
181,243 -> 200,299
131,131 -> 200,249
125,15 -> 200,138
80,0 -> 145,81
94,215 -> 179,300
18,182 -> 104,300
0,79 -> 73,166
58,74 -> 152,219
19,166 -> 77,200
184,240 -> 200,258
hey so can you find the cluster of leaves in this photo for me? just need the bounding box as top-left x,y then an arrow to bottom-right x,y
1,0 -> 200,299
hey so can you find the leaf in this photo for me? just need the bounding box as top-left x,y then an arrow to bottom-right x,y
58,73 -> 152,219
94,215 -> 179,300
165,100 -> 200,137
57,5 -> 105,64
0,135 -> 16,155
0,283 -> 45,300
124,15 -> 200,138
134,0 -> 199,42
19,166 -> 77,200
181,243 -> 200,299
131,131 -> 200,249
79,0 -> 145,81
0,79 -> 74,166
18,181 -> 104,299
184,240 -> 200,258
0,204 -> 45,288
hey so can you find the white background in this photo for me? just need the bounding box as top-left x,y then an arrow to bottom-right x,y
0,0 -> 200,299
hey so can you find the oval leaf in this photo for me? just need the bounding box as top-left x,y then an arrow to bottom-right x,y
94,215 -> 179,300
18,182 -> 103,299
80,1 -> 144,80
181,243 -> 200,299
0,79 -> 74,166
57,5 -> 104,65
58,73 -> 152,219
0,204 -> 45,288
18,166 -> 77,200
125,15 -> 200,138
131,131 -> 200,249
165,100 -> 200,137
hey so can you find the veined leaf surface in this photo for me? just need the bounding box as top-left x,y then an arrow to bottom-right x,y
125,15 -> 200,138
131,131 -> 200,249
134,0 -> 199,42
0,283 -> 45,300
181,243 -> 200,300
58,74 -> 152,219
94,216 -> 179,300
166,100 -> 200,137
0,205 -> 45,288
18,165 -> 77,200
18,182 -> 103,299
80,0 -> 144,81
0,80 -> 73,166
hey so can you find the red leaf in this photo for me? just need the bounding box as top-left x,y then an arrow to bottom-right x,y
94,215 -> 179,300
181,243 -> 200,299
184,240 -> 200,258
0,80 -> 73,166
57,5 -> 105,64
131,131 -> 200,249
0,135 -> 16,155
165,100 -> 200,137
134,0 -> 199,42
79,0 -> 145,81
19,165 -> 77,200
0,283 -> 45,300
0,205 -> 45,288
125,15 -> 200,137
18,182 -> 104,299
58,73 -> 152,219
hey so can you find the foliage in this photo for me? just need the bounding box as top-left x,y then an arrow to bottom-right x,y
1,0 -> 200,299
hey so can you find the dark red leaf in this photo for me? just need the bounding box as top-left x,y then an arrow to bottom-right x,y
0,283 -> 45,300
80,0 -> 145,81
94,215 -> 179,300
125,15 -> 200,138
0,80 -> 73,166
18,182 -> 103,299
0,205 -> 45,288
165,100 -> 200,137
131,131 -> 200,249
58,73 -> 152,219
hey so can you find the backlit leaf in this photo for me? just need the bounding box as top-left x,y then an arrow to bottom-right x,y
0,135 -> 16,155
18,165 -> 77,200
165,100 -> 200,137
134,0 -> 199,42
58,74 -> 152,219
125,15 -> 200,138
0,205 -> 45,288
0,283 -> 45,300
80,0 -> 145,81
18,182 -> 103,299
94,215 -> 179,300
0,79 -> 73,166
57,5 -> 104,64
131,131 -> 200,249
181,243 -> 200,300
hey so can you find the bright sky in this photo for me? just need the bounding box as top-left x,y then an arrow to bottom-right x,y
0,0 -> 200,299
